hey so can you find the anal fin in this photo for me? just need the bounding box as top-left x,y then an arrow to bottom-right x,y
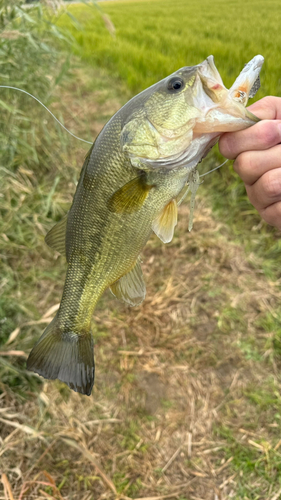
45,214 -> 67,256
110,259 -> 146,306
152,199 -> 178,243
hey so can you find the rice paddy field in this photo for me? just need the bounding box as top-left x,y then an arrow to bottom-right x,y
1,0 -> 281,499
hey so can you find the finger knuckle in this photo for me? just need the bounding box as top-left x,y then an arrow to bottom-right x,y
257,121 -> 280,147
233,155 -> 241,173
219,134 -> 236,159
233,152 -> 252,177
259,96 -> 276,109
259,208 -> 274,226
260,202 -> 281,229
263,170 -> 281,199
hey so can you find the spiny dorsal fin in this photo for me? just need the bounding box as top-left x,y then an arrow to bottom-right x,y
108,175 -> 154,214
110,259 -> 146,306
45,214 -> 67,256
152,199 -> 178,243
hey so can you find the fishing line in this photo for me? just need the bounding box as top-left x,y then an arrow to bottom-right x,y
0,85 -> 93,145
199,159 -> 228,177
0,86 -> 231,171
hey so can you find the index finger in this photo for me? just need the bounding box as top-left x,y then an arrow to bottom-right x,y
247,96 -> 281,120
219,97 -> 281,159
219,119 -> 281,159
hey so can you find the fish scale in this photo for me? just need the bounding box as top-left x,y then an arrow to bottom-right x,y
27,54 -> 264,395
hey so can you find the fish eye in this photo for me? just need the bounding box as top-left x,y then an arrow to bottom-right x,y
167,77 -> 184,93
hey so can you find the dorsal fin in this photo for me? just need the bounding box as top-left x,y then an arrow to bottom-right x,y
45,214 -> 67,256
110,259 -> 146,306
152,199 -> 178,243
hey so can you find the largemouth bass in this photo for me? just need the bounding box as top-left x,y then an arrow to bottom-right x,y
27,55 -> 264,395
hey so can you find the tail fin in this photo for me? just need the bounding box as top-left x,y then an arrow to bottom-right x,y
27,316 -> 95,396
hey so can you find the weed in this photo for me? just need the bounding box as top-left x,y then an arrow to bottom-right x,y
56,0 -> 281,278
1,2 -> 281,498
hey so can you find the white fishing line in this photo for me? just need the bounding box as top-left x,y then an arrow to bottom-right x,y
0,85 -> 93,145
199,159 -> 228,177
0,85 -> 231,173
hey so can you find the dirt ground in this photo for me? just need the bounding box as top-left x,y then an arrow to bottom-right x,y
1,66 -> 281,500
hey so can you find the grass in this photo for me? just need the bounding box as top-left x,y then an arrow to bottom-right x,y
57,0 -> 281,97
2,69 -> 281,493
55,0 -> 281,276
0,0 -> 75,349
1,0 -> 281,498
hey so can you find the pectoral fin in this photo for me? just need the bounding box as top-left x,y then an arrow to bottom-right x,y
108,175 -> 154,214
45,214 -> 67,256
110,259 -> 146,306
152,199 -> 178,243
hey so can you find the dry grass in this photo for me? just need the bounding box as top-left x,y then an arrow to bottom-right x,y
1,64 -> 281,500
2,203 -> 281,499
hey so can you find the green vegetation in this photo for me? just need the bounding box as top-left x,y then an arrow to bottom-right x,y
0,0 -> 76,397
57,0 -> 281,97
215,376 -> 281,498
1,1 -> 281,499
0,0 -> 71,171
56,0 -> 281,273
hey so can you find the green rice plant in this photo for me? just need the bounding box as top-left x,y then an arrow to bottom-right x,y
55,0 -> 281,276
57,0 -> 281,98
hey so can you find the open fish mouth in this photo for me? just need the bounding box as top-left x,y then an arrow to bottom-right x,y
194,54 -> 264,127
122,55 -> 264,171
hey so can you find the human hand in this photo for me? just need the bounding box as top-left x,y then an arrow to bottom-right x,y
219,97 -> 281,229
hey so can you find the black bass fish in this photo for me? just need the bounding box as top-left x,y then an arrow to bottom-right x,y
27,55 -> 264,395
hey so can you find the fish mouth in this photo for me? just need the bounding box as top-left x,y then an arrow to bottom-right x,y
198,56 -> 224,86
196,56 -> 226,103
196,54 -> 264,111
125,55 -> 264,172
192,55 -> 263,132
